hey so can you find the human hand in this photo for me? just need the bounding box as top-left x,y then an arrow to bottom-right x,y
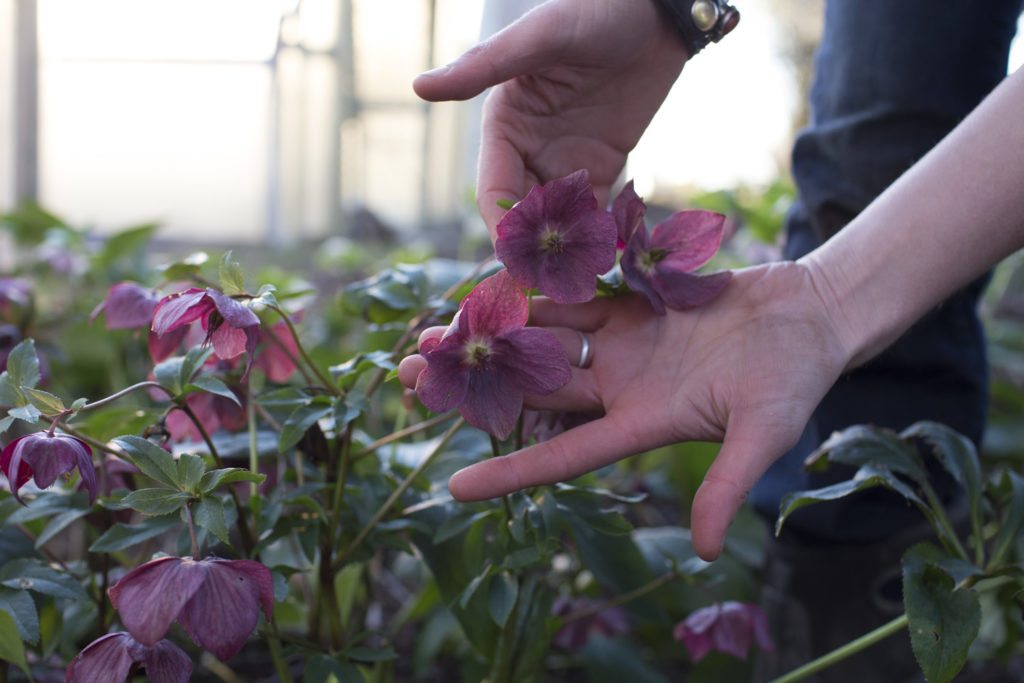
399,262 -> 854,560
413,0 -> 689,235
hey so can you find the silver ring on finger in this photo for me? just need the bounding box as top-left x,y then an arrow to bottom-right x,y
577,331 -> 594,369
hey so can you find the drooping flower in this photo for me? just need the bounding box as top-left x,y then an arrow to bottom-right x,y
91,282 -> 161,330
108,556 -> 274,661
495,170 -> 617,304
255,321 -> 299,383
1,431 -> 97,504
673,601 -> 773,663
164,390 -> 246,443
151,288 -> 259,364
615,185 -> 732,315
65,632 -> 191,683
551,596 -> 630,651
415,270 -> 571,438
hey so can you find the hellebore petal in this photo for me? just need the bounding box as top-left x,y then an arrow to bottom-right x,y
612,181 -> 646,247
255,322 -> 299,382
147,327 -> 189,363
177,559 -> 274,661
1,432 -> 96,505
458,370 -> 524,440
651,269 -> 732,312
210,324 -> 249,360
206,290 -> 259,330
108,557 -> 207,646
415,340 -> 471,414
496,170 -> 617,304
93,282 -> 160,330
649,210 -> 727,273
552,596 -> 630,651
493,328 -> 572,395
673,602 -> 773,663
65,632 -> 192,683
459,271 -> 528,338
151,289 -> 213,336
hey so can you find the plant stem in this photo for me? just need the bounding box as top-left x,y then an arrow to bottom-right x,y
768,614 -> 909,683
328,426 -> 354,546
333,418 -> 464,572
919,481 -> 969,560
77,381 -> 173,412
353,411 -> 457,460
561,571 -> 679,623
263,320 -> 316,386
266,628 -> 295,683
184,503 -> 201,559
247,388 -> 259,499
270,305 -> 340,396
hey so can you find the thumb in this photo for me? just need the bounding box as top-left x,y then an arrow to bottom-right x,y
413,2 -> 572,102
690,408 -> 804,562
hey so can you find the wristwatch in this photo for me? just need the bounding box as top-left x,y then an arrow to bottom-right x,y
654,0 -> 740,56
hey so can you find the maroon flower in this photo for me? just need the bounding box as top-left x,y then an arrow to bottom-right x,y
1,432 -> 97,505
415,271 -> 571,439
615,185 -> 732,315
255,321 -> 299,383
673,601 -> 773,662
91,282 -> 161,330
552,596 -> 630,651
495,170 -> 617,304
164,391 -> 246,443
65,632 -> 191,683
151,288 -> 259,364
108,556 -> 274,661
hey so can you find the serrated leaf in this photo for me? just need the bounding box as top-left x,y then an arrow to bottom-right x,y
177,453 -> 206,493
6,340 -> 40,390
89,516 -> 180,552
279,403 -> 333,453
112,436 -> 179,488
433,510 -> 495,544
488,571 -> 518,627
35,508 -> 91,547
24,388 -> 64,415
193,498 -> 231,546
122,488 -> 191,516
219,251 -> 247,296
903,543 -> 980,683
153,356 -> 186,396
181,346 -> 214,386
0,609 -> 29,675
0,559 -> 89,600
188,376 -> 240,406
159,251 -> 208,280
8,403 -> 41,424
807,425 -> 927,483
776,465 -> 931,537
69,397 -> 88,411
0,588 -> 38,643
252,284 -> 278,308
0,374 -> 20,407
199,468 -> 265,494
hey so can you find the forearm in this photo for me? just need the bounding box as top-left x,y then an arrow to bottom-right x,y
802,67 -> 1024,369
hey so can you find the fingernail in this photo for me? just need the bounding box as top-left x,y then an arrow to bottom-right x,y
418,63 -> 453,79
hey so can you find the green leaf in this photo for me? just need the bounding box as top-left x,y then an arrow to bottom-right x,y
69,397 -> 88,412
7,403 -> 41,424
488,571 -> 518,628
0,609 -> 29,676
459,563 -> 494,609
776,465 -> 931,537
902,421 -> 984,553
23,388 -> 64,415
193,498 -> 231,546
329,351 -> 396,388
113,436 -> 179,488
0,374 -> 19,407
990,470 -> 1024,568
0,559 -> 89,600
199,468 -> 265,494
346,647 -> 397,663
495,198 -> 516,210
219,251 -> 247,296
335,391 -> 367,430
153,356 -> 186,396
807,425 -> 927,483
0,415 -> 15,435
305,654 -> 366,683
89,516 -> 180,552
94,223 -> 157,266
181,346 -> 214,386
434,510 -> 496,544
122,489 -> 191,516
188,376 -> 240,406
0,588 -> 38,643
903,543 -> 980,683
177,453 -> 206,493
279,403 -> 334,453
35,508 -> 91,548
159,251 -> 208,281
6,339 -> 41,390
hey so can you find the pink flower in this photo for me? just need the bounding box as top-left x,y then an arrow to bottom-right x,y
1,432 -> 96,505
615,185 -> 732,315
108,556 -> 274,661
151,288 -> 259,364
255,321 -> 298,383
65,632 -> 191,683
495,170 -> 617,304
673,601 -> 773,662
552,596 -> 630,651
164,391 -> 246,443
415,271 -> 571,438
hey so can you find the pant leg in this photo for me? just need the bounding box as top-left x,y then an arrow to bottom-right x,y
749,0 -> 1022,541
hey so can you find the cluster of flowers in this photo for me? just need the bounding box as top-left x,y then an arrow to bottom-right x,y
415,170 -> 731,437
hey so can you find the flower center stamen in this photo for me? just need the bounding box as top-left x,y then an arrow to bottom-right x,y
637,248 -> 668,274
539,227 -> 566,254
464,340 -> 492,368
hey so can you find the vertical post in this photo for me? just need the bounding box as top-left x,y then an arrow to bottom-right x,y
418,0 -> 436,233
13,0 -> 37,204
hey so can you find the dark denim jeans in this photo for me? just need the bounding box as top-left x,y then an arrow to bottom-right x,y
749,0 -> 1022,541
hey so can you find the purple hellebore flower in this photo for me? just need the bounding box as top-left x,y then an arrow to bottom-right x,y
91,282 -> 162,330
495,170 -> 617,304
673,601 -> 773,663
151,288 -> 259,364
255,321 -> 299,383
65,632 -> 191,683
108,556 -> 274,661
415,270 -> 572,439
1,432 -> 97,505
614,185 -> 732,315
551,596 -> 630,651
